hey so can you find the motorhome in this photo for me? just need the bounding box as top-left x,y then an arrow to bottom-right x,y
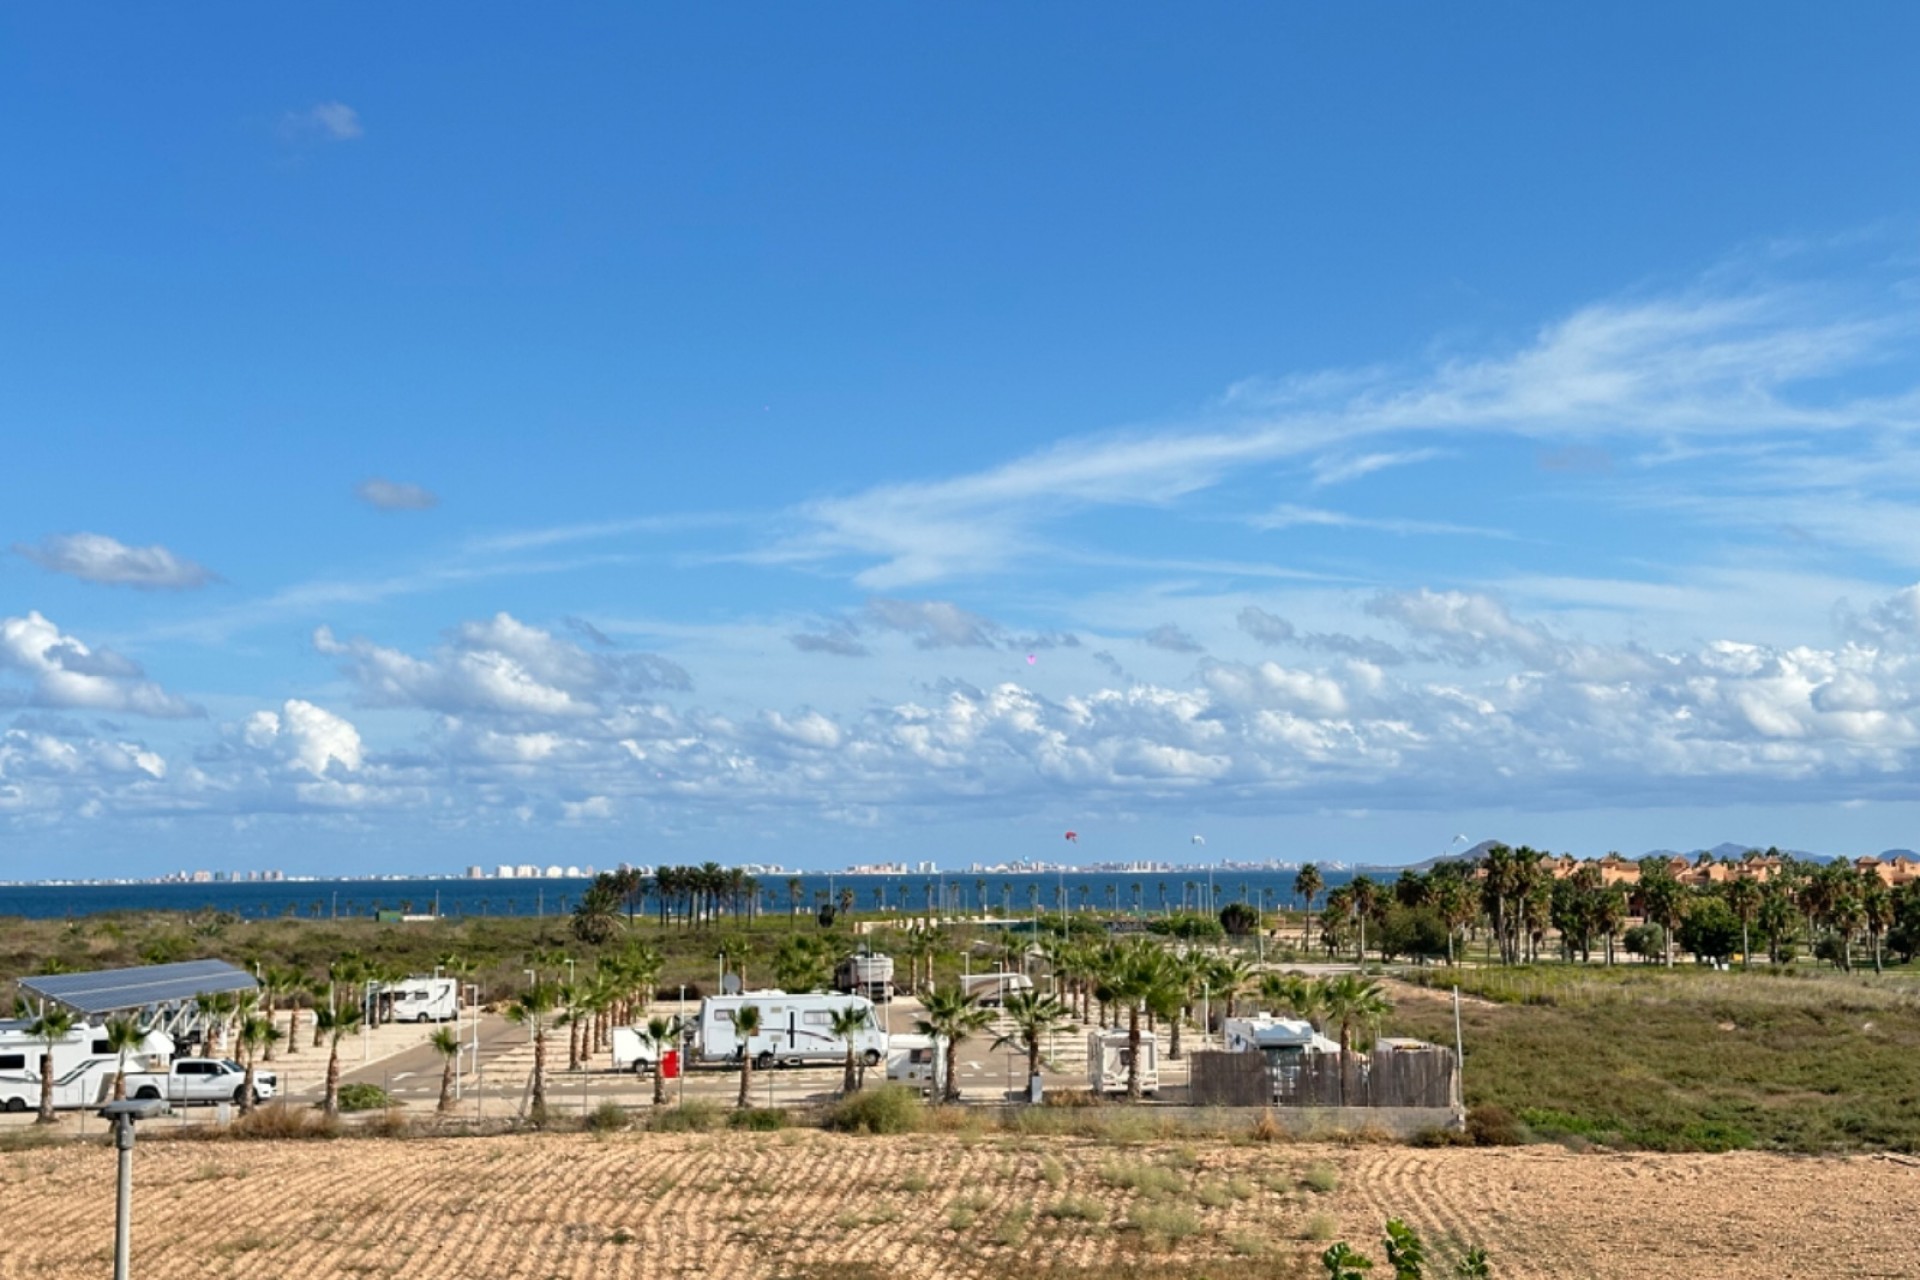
373,977 -> 460,1023
1086,1028 -> 1159,1096
0,1019 -> 175,1113
959,971 -> 1033,1007
833,953 -> 896,1003
694,991 -> 887,1070
610,1023 -> 680,1074
885,1032 -> 947,1096
1221,1015 -> 1341,1098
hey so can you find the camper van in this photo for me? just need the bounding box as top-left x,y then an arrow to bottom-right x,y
611,1022 -> 683,1074
959,972 -> 1033,1007
833,953 -> 896,1003
885,1032 -> 948,1096
1086,1028 -> 1159,1096
1221,1015 -> 1341,1098
694,991 -> 887,1070
0,1019 -> 175,1113
373,977 -> 460,1024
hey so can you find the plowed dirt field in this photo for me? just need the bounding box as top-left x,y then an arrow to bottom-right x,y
2,1131 -> 1912,1279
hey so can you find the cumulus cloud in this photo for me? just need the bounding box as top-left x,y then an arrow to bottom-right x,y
355,478 -> 439,511
1143,623 -> 1203,653
315,612 -> 690,718
15,533 -> 216,590
284,101 -> 363,142
242,700 -> 364,777
865,599 -> 1002,649
1364,588 -> 1557,666
1237,607 -> 1296,646
0,613 -> 198,718
789,625 -> 870,657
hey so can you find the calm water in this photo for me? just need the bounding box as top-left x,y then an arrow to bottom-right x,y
0,868 -> 1375,921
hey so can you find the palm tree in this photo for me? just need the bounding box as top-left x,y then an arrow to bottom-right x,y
734,1004 -> 763,1108
1726,877 -> 1762,970
828,1005 -> 873,1094
1640,873 -> 1688,969
913,986 -> 991,1104
237,1013 -> 279,1114
507,982 -> 560,1121
28,1007 -> 75,1124
1099,940 -> 1177,1100
639,1016 -> 677,1107
1864,880 -> 1893,974
1349,876 -> 1380,963
1318,974 -> 1391,1104
786,877 -> 804,930
315,1003 -> 363,1117
103,1015 -> 146,1102
431,1027 -> 461,1113
992,989 -> 1071,1088
1294,863 -> 1323,949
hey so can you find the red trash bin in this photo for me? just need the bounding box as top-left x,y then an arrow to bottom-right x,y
661,1049 -> 680,1079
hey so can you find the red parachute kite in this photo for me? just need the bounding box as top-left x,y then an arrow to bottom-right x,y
1063,831 -> 1078,843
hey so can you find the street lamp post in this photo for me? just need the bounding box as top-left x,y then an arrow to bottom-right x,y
101,1098 -> 166,1280
677,984 -> 688,1106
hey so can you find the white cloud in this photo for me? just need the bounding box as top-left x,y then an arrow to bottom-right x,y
16,533 -> 216,590
315,612 -> 690,718
284,101 -> 363,142
1237,607 -> 1296,646
1143,623 -> 1203,654
1250,504 -> 1513,539
242,700 -> 364,777
0,613 -> 198,718
864,599 -> 1003,649
1310,448 -> 1447,487
355,478 -> 438,511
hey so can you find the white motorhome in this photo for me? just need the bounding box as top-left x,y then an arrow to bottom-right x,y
1222,1015 -> 1341,1098
885,1032 -> 947,1096
1086,1028 -> 1159,1096
960,972 -> 1033,1007
694,991 -> 886,1070
834,953 -> 896,1003
374,977 -> 460,1024
0,1019 -> 175,1113
610,1024 -> 678,1074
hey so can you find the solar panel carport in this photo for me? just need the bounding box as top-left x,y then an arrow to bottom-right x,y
17,960 -> 257,1029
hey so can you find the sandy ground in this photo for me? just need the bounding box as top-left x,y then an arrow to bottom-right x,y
0,1130 -> 1913,1279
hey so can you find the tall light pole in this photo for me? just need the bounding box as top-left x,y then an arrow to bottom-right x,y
102,1098 -> 166,1280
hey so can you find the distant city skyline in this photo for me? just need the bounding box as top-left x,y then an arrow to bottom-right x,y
6,8 -> 1920,877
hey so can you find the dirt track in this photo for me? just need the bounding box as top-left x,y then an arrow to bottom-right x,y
1,1131 -> 1913,1278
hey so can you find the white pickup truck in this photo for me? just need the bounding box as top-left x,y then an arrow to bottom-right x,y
124,1058 -> 278,1106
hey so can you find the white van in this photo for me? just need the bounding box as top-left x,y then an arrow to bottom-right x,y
375,978 -> 460,1024
885,1032 -> 947,1096
695,991 -> 886,1070
1086,1028 -> 1159,1096
959,972 -> 1033,1007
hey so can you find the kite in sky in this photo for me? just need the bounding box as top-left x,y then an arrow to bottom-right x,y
1064,831 -> 1078,843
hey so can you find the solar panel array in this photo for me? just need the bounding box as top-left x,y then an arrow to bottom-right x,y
18,959 -> 258,1016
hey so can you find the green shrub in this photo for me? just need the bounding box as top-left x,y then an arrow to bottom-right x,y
650,1101 -> 722,1133
823,1085 -> 922,1135
1301,1163 -> 1339,1194
336,1083 -> 391,1113
1044,1196 -> 1105,1222
1126,1204 -> 1200,1248
1099,1161 -> 1184,1199
728,1107 -> 789,1131
585,1101 -> 630,1133
1466,1104 -> 1528,1147
990,1205 -> 1033,1247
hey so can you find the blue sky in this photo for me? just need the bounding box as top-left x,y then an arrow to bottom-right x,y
6,6 -> 1920,877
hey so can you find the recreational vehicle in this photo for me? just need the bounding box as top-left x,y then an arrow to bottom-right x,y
694,991 -> 887,1070
610,1024 -> 681,1074
1221,1015 -> 1341,1098
373,977 -> 460,1023
1086,1028 -> 1159,1096
885,1032 -> 947,1096
959,971 -> 1032,1007
0,1019 -> 175,1113
833,953 -> 896,1003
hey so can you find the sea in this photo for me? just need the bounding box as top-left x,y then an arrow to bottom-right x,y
0,868 -> 1377,922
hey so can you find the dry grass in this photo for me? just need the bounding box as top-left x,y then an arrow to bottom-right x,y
1,1130 -> 1916,1278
